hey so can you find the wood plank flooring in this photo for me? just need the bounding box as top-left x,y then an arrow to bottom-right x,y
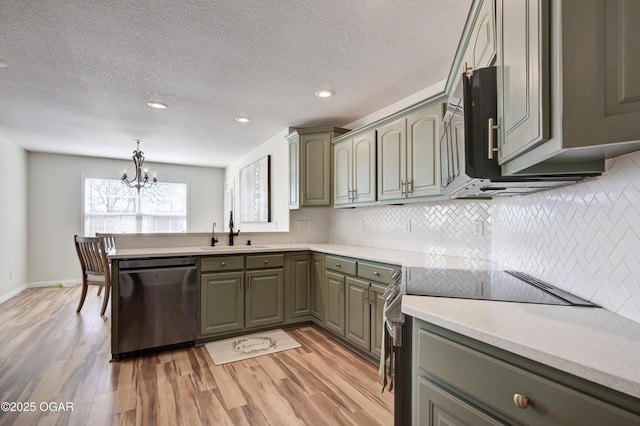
0,286 -> 394,425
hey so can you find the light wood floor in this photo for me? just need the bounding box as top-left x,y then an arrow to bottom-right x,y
0,286 -> 394,425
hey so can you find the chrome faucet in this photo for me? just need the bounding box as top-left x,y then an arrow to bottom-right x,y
211,222 -> 218,246
228,211 -> 240,246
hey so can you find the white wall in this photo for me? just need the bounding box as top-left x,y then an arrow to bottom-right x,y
224,128 -> 290,232
0,136 -> 28,302
27,152 -> 224,284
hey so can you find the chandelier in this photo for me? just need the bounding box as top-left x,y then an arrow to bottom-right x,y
121,140 -> 158,193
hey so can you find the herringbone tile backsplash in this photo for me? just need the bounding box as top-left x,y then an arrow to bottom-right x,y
290,150 -> 640,324
290,200 -> 493,259
493,151 -> 640,323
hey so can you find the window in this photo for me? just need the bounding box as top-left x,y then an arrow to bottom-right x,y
83,178 -> 187,236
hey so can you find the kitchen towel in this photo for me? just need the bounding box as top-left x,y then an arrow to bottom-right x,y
205,329 -> 301,365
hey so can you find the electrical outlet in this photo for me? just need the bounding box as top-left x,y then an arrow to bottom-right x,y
474,220 -> 484,236
404,219 -> 411,233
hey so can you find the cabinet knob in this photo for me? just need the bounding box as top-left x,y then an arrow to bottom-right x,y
220,261 -> 226,267
373,271 -> 380,277
513,394 -> 529,409
264,259 -> 269,264
336,263 -> 341,268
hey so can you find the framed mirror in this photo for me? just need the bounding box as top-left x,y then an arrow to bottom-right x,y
239,155 -> 271,223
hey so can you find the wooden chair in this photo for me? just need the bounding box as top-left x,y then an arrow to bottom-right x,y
74,235 -> 111,316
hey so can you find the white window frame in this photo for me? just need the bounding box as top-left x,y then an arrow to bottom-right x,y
82,173 -> 189,236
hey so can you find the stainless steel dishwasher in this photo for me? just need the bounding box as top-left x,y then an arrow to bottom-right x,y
114,257 -> 197,359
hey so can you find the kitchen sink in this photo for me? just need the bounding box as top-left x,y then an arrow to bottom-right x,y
200,245 -> 267,251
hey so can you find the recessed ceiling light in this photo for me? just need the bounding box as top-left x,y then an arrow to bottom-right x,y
235,117 -> 251,123
146,101 -> 168,109
314,89 -> 335,98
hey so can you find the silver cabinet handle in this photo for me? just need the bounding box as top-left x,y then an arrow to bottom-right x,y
220,261 -> 226,267
488,117 -> 500,160
347,188 -> 353,201
264,259 -> 269,264
335,263 -> 341,268
407,180 -> 413,195
373,271 -> 380,277
401,180 -> 407,196
513,394 -> 529,409
463,61 -> 473,77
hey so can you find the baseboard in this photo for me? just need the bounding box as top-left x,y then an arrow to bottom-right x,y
28,279 -> 82,288
0,279 -> 83,305
0,284 -> 28,305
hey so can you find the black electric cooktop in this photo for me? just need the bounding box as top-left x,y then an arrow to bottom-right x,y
405,268 -> 597,307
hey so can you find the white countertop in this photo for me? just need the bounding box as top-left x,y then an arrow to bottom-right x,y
403,295 -> 640,399
109,242 -> 499,270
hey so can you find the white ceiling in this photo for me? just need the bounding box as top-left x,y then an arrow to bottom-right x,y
0,0 -> 471,168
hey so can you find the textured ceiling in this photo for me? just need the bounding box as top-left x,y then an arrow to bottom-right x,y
0,0 -> 471,167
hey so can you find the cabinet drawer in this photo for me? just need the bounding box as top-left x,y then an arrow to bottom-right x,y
325,255 -> 357,276
357,261 -> 396,284
200,256 -> 244,272
416,327 -> 640,425
246,254 -> 284,270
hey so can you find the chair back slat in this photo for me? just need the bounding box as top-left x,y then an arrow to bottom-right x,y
74,235 -> 109,276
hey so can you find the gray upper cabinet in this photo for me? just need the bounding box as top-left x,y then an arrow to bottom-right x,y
287,127 -> 349,209
464,0 -> 496,73
377,103 -> 443,201
334,130 -> 377,206
496,0 -> 640,175
496,0 -> 549,163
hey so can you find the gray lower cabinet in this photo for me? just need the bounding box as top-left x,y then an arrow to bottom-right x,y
199,255 -> 246,337
286,252 -> 312,319
345,276 -> 371,350
345,277 -> 387,357
199,254 -> 285,338
349,261 -> 394,359
324,270 -> 346,336
245,268 -> 284,328
311,253 -> 325,324
245,254 -> 284,329
326,255 -> 397,360
199,272 -> 245,336
369,283 -> 386,359
413,318 -> 640,425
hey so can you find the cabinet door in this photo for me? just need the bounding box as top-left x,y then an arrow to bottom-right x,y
406,105 -> 441,198
416,376 -> 504,426
288,136 -> 300,209
496,0 -> 549,163
325,270 -> 345,336
465,0 -> 497,72
333,140 -> 353,206
289,254 -> 311,318
345,277 -> 371,352
370,283 -> 386,360
311,254 -> 325,323
246,269 -> 284,328
353,130 -> 377,203
377,117 -> 406,201
200,271 -> 244,336
301,133 -> 332,206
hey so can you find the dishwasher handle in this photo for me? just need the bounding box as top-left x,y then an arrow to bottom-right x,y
118,257 -> 197,270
